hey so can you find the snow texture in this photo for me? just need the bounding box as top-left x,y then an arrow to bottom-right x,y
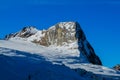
1,22 -> 119,80
0,40 -> 120,80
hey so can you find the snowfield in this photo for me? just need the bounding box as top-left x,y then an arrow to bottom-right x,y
0,39 -> 120,80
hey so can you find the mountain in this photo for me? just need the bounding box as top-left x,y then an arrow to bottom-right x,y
0,21 -> 120,80
5,22 -> 102,65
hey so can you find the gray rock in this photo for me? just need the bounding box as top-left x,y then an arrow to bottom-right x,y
5,22 -> 102,65
113,64 -> 120,71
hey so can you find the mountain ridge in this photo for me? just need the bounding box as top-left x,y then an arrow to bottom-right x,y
1,21 -> 120,79
5,21 -> 102,65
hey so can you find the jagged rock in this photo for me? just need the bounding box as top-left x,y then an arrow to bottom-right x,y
5,21 -> 102,65
39,22 -> 76,46
5,26 -> 38,40
113,64 -> 120,71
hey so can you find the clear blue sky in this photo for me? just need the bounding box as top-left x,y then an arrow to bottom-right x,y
0,0 -> 120,68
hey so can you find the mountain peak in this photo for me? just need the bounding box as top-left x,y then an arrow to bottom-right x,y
5,26 -> 38,40
35,21 -> 85,47
22,26 -> 38,32
5,21 -> 102,65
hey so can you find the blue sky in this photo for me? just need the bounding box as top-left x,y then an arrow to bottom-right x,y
0,0 -> 120,67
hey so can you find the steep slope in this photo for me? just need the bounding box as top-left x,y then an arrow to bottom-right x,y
0,47 -> 84,80
0,40 -> 120,80
5,22 -> 102,65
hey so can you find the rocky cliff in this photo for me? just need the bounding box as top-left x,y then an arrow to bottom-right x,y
5,22 -> 102,65
113,64 -> 120,71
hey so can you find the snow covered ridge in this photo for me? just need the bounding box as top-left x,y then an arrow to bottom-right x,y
5,26 -> 39,40
0,21 -> 120,80
0,40 -> 120,80
0,47 -> 84,80
4,21 -> 102,65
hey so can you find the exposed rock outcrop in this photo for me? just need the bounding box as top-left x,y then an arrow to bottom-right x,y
5,26 -> 38,40
35,22 -> 76,46
113,64 -> 120,71
5,22 -> 102,65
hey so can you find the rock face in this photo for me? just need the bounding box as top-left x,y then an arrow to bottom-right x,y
5,26 -> 38,40
113,64 -> 120,71
5,22 -> 102,65
34,22 -> 76,46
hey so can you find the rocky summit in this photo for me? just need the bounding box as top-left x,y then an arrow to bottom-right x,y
5,21 -> 102,65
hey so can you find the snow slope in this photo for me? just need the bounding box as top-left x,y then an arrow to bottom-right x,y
0,40 -> 120,80
0,47 -> 83,80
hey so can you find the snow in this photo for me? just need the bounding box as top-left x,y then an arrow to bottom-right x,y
59,22 -> 75,29
27,31 -> 45,41
0,47 -> 84,80
21,27 -> 38,34
48,25 -> 56,30
1,21 -> 120,79
49,22 -> 75,30
66,63 -> 120,76
9,30 -> 45,42
0,40 -> 120,80
0,40 -> 86,80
